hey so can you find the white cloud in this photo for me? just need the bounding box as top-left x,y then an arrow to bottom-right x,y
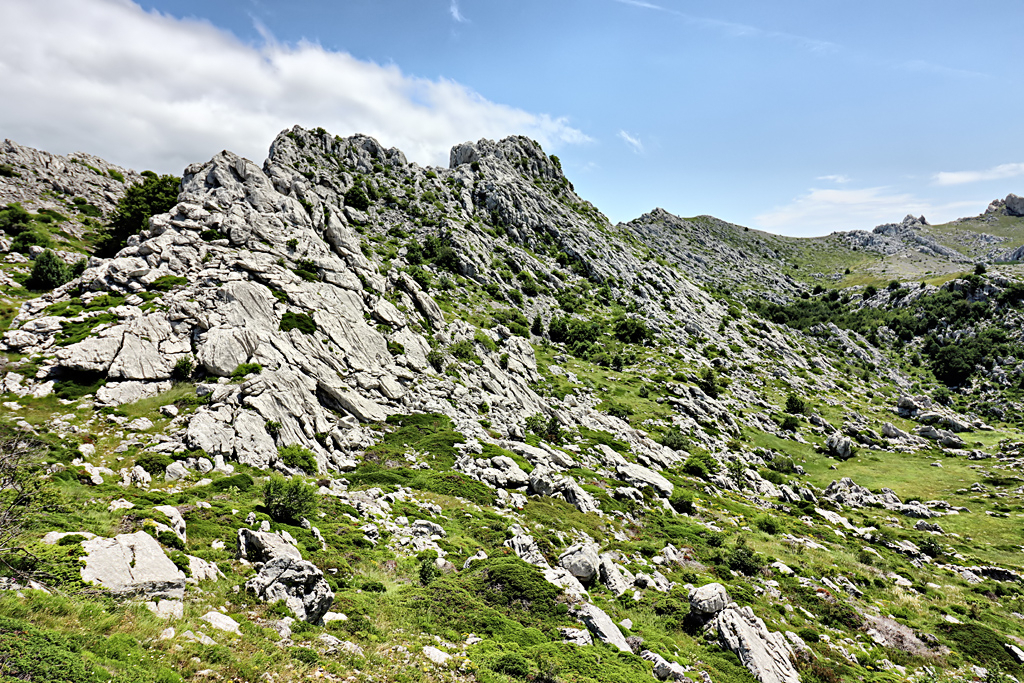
934,162 -> 1024,186
449,0 -> 467,23
816,174 -> 851,184
618,130 -> 643,153
755,186 -> 980,236
0,0 -> 588,175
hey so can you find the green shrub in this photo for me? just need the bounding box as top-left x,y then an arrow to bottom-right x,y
661,429 -> 688,451
797,627 -> 820,643
725,537 -> 764,575
490,652 -> 532,678
449,339 -> 479,363
210,472 -> 255,492
107,169 -> 125,182
288,647 -> 320,665
292,258 -> 320,282
669,490 -> 695,514
280,311 -> 317,334
135,452 -> 172,476
426,348 -> 445,371
682,450 -> 719,478
265,420 -> 282,435
97,171 -> 180,256
754,515 -> 782,535
780,415 -> 800,432
613,316 -> 651,344
27,250 -> 71,290
697,367 -> 720,398
53,370 -> 106,399
278,444 -> 318,474
231,362 -> 263,380
156,529 -> 184,550
344,186 -> 370,211
149,275 -> 187,291
172,356 -> 195,381
0,616 -> 95,683
262,474 -> 318,524
784,393 -> 806,414
474,329 -> 498,352
12,228 -> 54,253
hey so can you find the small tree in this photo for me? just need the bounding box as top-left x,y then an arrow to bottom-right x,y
0,432 -> 46,562
97,171 -> 180,256
784,393 -> 806,415
28,250 -> 71,290
697,367 -> 720,399
261,475 -> 318,524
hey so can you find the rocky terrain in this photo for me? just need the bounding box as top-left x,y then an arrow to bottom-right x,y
1,127 -> 1024,683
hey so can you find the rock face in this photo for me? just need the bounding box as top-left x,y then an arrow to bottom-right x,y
558,543 -> 600,583
1006,193 -> 1024,217
825,433 -> 853,460
72,532 -> 186,599
245,554 -> 335,624
238,526 -> 334,624
688,583 -> 800,683
689,582 -> 730,618
573,602 -> 631,653
711,607 -> 800,683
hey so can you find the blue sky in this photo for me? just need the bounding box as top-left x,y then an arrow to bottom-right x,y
2,0 -> 1023,235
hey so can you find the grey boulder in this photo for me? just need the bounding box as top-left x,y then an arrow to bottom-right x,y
245,555 -> 334,624
558,543 -> 600,583
77,531 -> 186,599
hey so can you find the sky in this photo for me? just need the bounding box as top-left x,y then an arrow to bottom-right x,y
2,0 -> 1023,237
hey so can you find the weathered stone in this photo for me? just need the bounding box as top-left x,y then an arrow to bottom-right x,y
712,606 -> 800,683
574,602 -> 631,653
689,582 -> 730,617
237,528 -> 302,563
75,532 -> 185,599
245,555 -> 334,624
557,543 -> 600,583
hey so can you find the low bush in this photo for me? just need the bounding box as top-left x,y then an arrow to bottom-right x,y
231,362 -> 263,380
172,356 -> 195,381
28,250 -> 71,290
135,452 -> 173,476
262,474 -> 319,524
278,444 -> 317,474
149,275 -> 188,291
280,311 -> 317,334
682,449 -> 719,479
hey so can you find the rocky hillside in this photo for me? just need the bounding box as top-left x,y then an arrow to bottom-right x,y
1,127 -> 1024,683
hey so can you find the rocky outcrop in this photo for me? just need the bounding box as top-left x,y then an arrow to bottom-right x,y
573,602 -> 631,653
689,583 -> 800,683
1006,193 -> 1024,217
245,554 -> 334,624
45,531 -> 186,599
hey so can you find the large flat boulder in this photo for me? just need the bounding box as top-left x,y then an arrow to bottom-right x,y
76,531 -> 186,599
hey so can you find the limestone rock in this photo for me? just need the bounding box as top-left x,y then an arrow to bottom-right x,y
77,531 -> 185,599
574,602 -> 631,653
711,606 -> 800,683
689,582 -> 730,618
557,543 -> 600,583
237,528 -> 303,563
201,611 -> 241,634
245,555 -> 334,624
616,462 -> 674,498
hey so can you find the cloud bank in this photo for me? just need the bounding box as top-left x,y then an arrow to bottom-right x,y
0,0 -> 588,174
755,186 -> 979,236
934,162 -> 1024,186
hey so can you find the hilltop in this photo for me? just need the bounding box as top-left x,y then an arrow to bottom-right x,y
1,127 -> 1024,683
